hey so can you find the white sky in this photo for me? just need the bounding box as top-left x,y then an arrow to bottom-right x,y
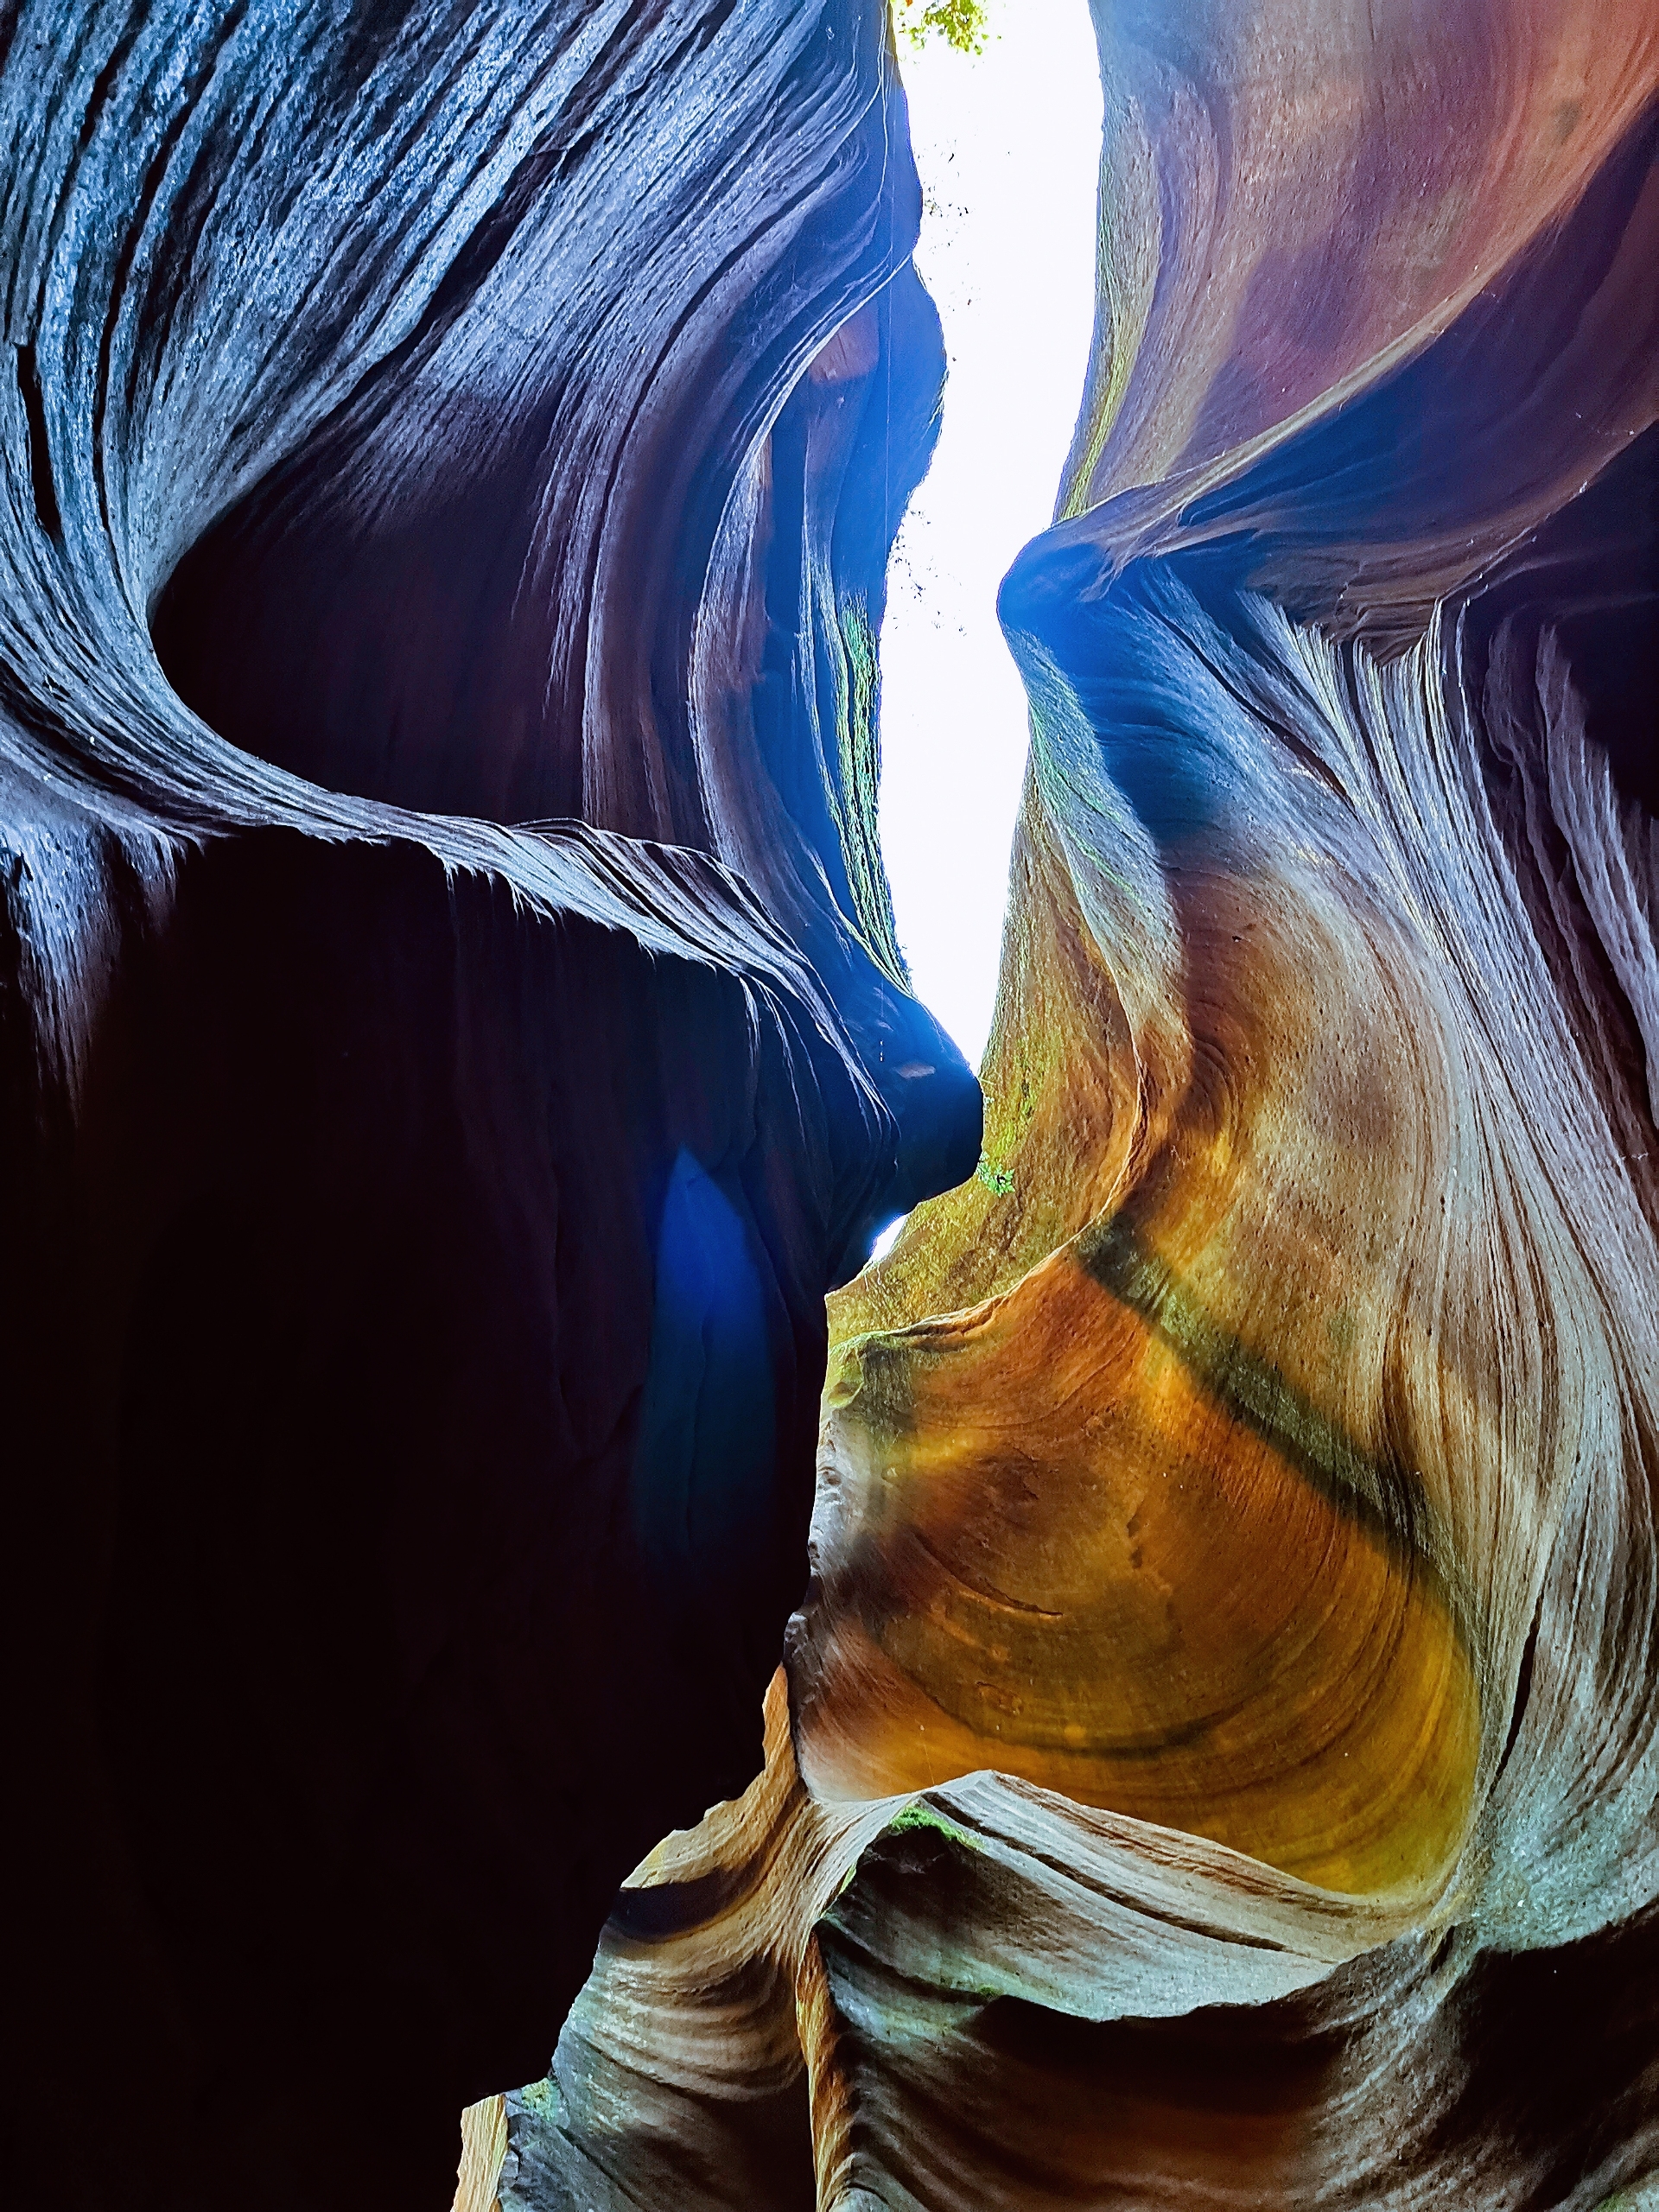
880,0 -> 1103,1071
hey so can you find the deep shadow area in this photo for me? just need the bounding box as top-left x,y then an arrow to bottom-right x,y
5,826 -> 883,2210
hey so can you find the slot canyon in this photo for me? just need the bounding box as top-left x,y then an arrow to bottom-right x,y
2,0 -> 1656,2207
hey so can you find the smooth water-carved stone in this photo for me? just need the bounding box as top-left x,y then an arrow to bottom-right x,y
1,1 -> 976,2204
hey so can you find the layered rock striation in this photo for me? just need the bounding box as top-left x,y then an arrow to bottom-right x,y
0,2 -> 976,2205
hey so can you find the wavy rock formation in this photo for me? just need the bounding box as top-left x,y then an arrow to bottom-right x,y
1,3 -> 976,2206
495,2 -> 1659,2207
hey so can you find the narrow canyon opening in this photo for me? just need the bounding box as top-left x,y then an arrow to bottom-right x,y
880,0 -> 1104,1075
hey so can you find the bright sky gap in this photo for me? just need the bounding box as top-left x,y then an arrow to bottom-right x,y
878,0 -> 1104,1077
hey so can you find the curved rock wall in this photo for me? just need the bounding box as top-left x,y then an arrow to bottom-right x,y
0,2 -> 977,2205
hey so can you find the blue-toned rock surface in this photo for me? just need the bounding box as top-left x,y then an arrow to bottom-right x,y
0,3 -> 976,2204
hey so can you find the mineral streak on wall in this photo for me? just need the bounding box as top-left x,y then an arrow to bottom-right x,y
0,1 -> 978,2205
503,1 -> 1659,2207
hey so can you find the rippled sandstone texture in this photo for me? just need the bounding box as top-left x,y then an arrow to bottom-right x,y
0,3 -> 979,2205
493,1 -> 1659,2208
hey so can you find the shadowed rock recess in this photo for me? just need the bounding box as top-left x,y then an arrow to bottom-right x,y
0,0 -> 978,2204
6,0 -> 1656,2208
